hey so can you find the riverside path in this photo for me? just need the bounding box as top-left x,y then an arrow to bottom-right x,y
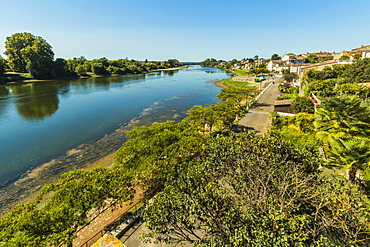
237,82 -> 279,134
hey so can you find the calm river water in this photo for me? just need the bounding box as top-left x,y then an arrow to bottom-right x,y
0,66 -> 230,210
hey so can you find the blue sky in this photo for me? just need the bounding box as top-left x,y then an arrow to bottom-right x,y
0,0 -> 369,61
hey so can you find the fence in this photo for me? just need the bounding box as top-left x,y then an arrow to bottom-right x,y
77,186 -> 159,247
246,82 -> 273,110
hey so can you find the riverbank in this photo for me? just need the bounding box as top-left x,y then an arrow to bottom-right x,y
0,65 -> 225,215
2,66 -> 187,85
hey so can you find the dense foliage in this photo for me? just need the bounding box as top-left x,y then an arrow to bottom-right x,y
2,32 -> 184,80
283,73 -> 299,82
290,96 -> 315,113
315,95 -> 370,182
4,32 -> 56,79
0,56 -> 5,74
342,58 -> 370,83
0,167 -> 133,247
304,59 -> 370,97
200,58 -> 222,67
305,67 -> 341,81
271,53 -> 281,60
277,84 -> 299,99
200,57 -> 268,73
142,133 -> 370,246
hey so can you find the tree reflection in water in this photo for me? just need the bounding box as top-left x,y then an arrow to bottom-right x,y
9,83 -> 59,121
0,86 -> 10,116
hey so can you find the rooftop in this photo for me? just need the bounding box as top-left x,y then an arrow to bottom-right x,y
274,99 -> 295,106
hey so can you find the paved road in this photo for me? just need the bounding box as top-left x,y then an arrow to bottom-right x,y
237,82 -> 279,134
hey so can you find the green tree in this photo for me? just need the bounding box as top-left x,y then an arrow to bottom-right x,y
340,55 -> 350,61
217,86 -> 257,105
4,32 -> 37,72
249,68 -> 270,75
4,33 -> 55,78
283,73 -> 298,82
326,139 -> 370,182
66,56 -> 86,73
315,95 -> 370,182
290,96 -> 314,113
201,58 -> 219,67
166,59 -> 182,67
53,58 -> 73,77
305,54 -> 319,63
0,167 -> 133,246
305,68 -> 338,80
115,121 -> 205,175
271,53 -> 281,60
293,112 -> 315,133
303,78 -> 339,96
334,83 -> 370,96
75,64 -> 88,76
209,100 -> 243,131
342,58 -> 370,83
91,62 -> 108,75
281,68 -> 290,74
20,37 -> 56,79
142,133 -> 370,246
0,56 -> 5,74
315,95 -> 370,143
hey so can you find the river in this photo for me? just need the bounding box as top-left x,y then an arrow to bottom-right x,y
0,65 -> 230,212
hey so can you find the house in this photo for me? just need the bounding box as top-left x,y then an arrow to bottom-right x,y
288,63 -> 309,74
281,54 -> 305,64
303,52 -> 334,60
351,45 -> 370,52
332,51 -> 354,61
347,45 -> 370,58
267,60 -> 285,72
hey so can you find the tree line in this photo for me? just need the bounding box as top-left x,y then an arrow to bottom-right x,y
0,32 -> 183,80
201,57 -> 271,75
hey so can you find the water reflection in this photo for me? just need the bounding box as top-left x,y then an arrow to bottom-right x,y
162,70 -> 178,76
0,86 -> 10,116
0,74 -> 152,122
9,84 -> 60,121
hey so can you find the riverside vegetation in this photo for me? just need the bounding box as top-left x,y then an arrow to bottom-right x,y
0,32 -> 183,83
1,48 -> 370,246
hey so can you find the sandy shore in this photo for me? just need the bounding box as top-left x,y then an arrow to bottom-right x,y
153,66 -> 188,71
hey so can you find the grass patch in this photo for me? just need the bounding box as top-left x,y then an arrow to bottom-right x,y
223,78 -> 251,88
234,70 -> 251,76
277,93 -> 297,100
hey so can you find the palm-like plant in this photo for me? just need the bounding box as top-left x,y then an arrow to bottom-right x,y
326,139 -> 370,182
315,95 -> 370,181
